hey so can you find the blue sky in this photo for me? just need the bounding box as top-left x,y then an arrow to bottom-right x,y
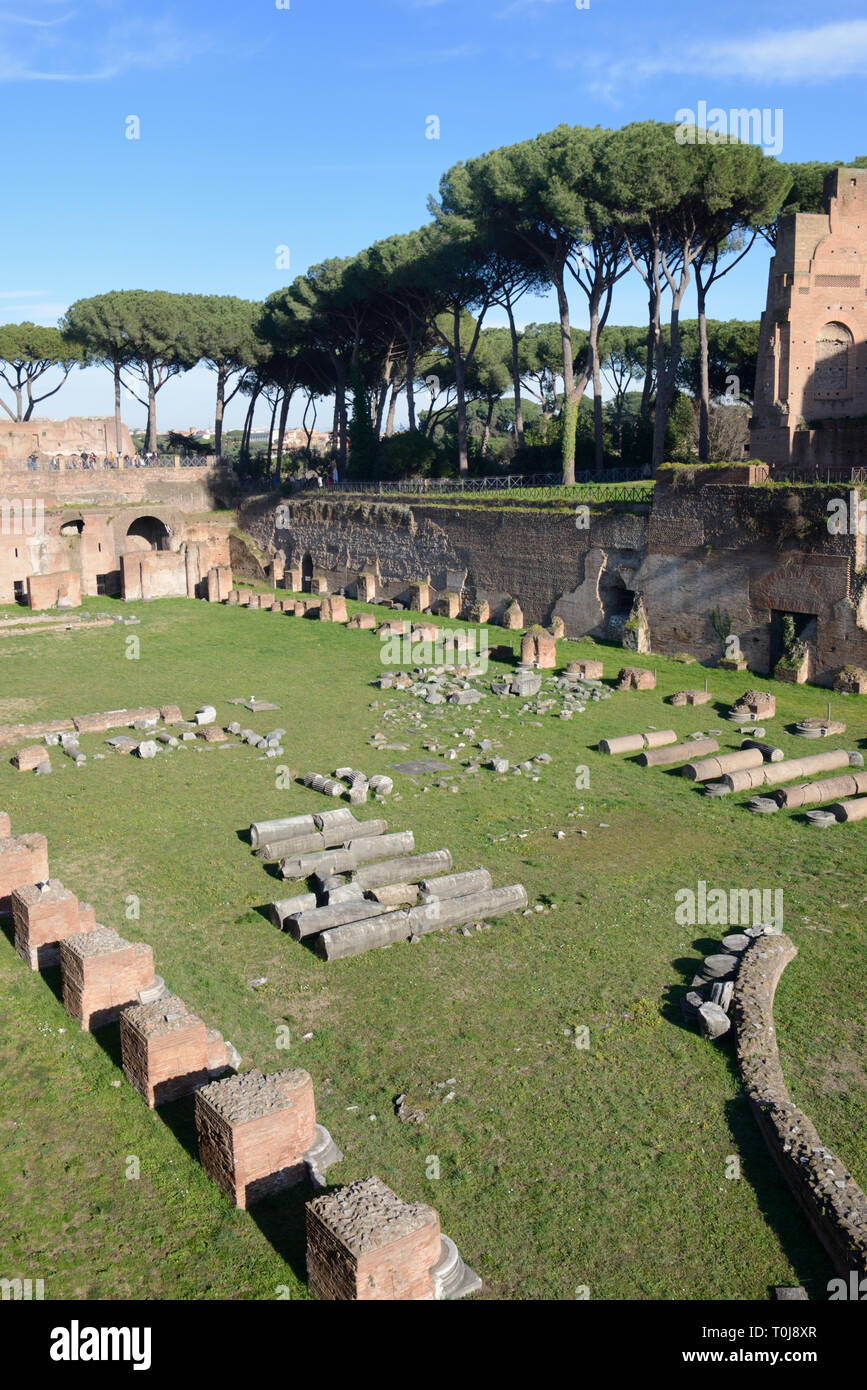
1,0 -> 865,432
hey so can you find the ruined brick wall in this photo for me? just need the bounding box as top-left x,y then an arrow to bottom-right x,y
238,494 -> 648,630
751,167 -> 867,470
0,499 -> 233,605
238,481 -> 867,685
0,417 -> 135,463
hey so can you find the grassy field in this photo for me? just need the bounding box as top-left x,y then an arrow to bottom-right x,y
0,593 -> 864,1301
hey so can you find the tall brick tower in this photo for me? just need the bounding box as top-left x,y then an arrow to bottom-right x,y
750,167 -> 867,475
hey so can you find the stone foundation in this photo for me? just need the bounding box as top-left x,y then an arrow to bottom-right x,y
306,1176 -> 442,1301
61,927 -> 157,1030
195,1068 -> 317,1208
0,833 -> 49,915
120,993 -> 229,1107
12,880 -> 90,970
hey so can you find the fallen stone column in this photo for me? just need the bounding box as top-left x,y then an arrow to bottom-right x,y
352,849 -> 453,890
250,814 -> 317,848
367,883 -> 419,907
281,831 -> 415,882
682,747 -> 765,781
257,818 -> 388,862
830,796 -> 867,823
741,739 -> 785,762
723,749 -> 851,793
636,738 -> 719,767
407,884 -> 528,937
318,883 -> 527,961
270,893 -> 318,929
598,730 -> 676,755
775,771 -> 867,810
315,911 -> 413,960
288,899 -> 400,941
418,869 -> 493,902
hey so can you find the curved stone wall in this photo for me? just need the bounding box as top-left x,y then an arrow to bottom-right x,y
731,935 -> 867,1279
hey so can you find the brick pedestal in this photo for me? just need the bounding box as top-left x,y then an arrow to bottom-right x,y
61,927 -> 157,1029
306,1176 -> 442,1301
356,573 -> 376,602
11,879 -> 90,970
436,592 -> 461,619
207,565 -> 233,602
195,1068 -> 317,1208
120,994 -> 230,1107
0,834 -> 49,915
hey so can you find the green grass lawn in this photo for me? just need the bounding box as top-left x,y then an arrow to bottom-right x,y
0,593 -> 863,1300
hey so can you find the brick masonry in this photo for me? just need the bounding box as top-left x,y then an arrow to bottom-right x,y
61,927 -> 156,1030
751,168 -> 867,471
120,994 -> 215,1107
195,1068 -> 317,1208
306,1176 -> 442,1301
12,879 -> 89,970
0,833 -> 49,915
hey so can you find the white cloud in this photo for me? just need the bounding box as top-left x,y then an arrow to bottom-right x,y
571,20 -> 867,95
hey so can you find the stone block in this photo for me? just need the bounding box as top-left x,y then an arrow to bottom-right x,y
467,599 -> 490,624
120,993 -> 225,1107
237,588 -> 253,606
733,690 -> 776,719
199,725 -> 227,743
502,599 -> 523,630
566,659 -> 604,680
0,834 -> 49,915
207,565 -> 233,602
319,596 -> 348,623
12,879 -> 89,970
408,582 -> 431,611
27,570 -> 82,612
195,1068 -> 317,1209
61,927 -> 157,1030
160,704 -> 184,724
348,613 -> 377,630
306,1176 -> 442,1301
520,628 -> 557,669
12,746 -> 50,772
355,573 -> 377,602
436,592 -> 461,619
285,565 -> 303,592
834,665 -> 867,695
616,666 -> 656,691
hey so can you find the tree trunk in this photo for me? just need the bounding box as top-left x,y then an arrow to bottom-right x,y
214,363 -> 226,461
276,385 -> 291,480
146,363 -> 158,455
652,299 -> 685,472
640,285 -> 658,420
453,306 -> 469,475
588,296 -> 604,477
696,275 -> 710,463
505,299 -> 524,449
481,396 -> 496,458
405,334 -> 416,430
556,274 -> 576,485
385,382 -> 400,437
114,356 -> 123,455
241,384 -> 259,469
267,393 -> 278,476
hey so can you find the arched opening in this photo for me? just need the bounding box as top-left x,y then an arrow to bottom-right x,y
125,516 -> 171,552
60,518 -> 85,537
301,553 -> 314,593
814,322 -> 853,396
